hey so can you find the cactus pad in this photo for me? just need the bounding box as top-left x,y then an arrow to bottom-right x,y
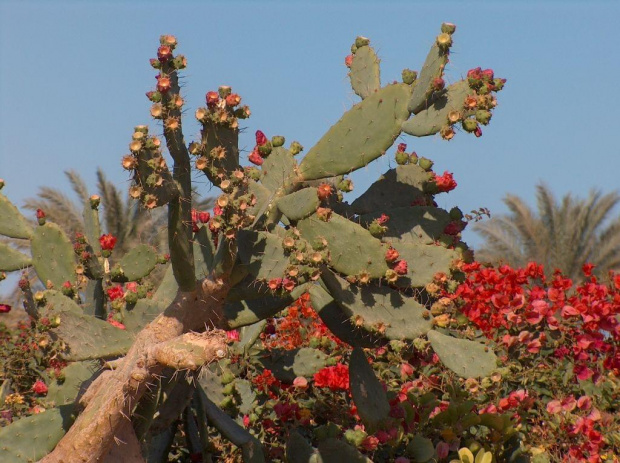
256,347 -> 328,383
117,243 -> 158,280
349,348 -> 390,431
349,42 -> 381,99
408,42 -> 449,115
237,230 -> 289,281
361,206 -> 451,245
427,330 -> 497,378
43,290 -> 133,360
392,242 -> 458,288
321,270 -> 432,340
260,146 -> 297,193
31,222 -> 77,288
0,243 -> 32,271
298,83 -> 412,180
0,193 -> 33,239
277,188 -> 320,222
403,80 -> 471,137
350,164 -> 431,215
297,212 -> 388,278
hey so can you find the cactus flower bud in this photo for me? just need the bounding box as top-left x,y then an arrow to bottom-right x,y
317,183 -> 333,201
146,91 -> 162,103
355,36 -> 370,48
206,91 -> 219,107
436,33 -> 452,49
218,85 -> 232,98
401,69 -> 417,85
440,126 -> 455,141
337,178 -> 353,192
160,35 -> 177,48
368,221 -> 387,237
474,126 -> 482,138
0,304 -> 11,313
173,55 -> 187,70
441,23 -> 456,34
258,141 -> 272,157
289,141 -> 304,155
461,118 -> 478,133
345,54 -> 353,68
475,109 -> 492,125
418,157 -> 434,171
149,58 -> 161,69
316,207 -> 332,222
36,208 -> 46,225
271,135 -> 285,147
32,380 -> 48,395
385,269 -> 398,283
395,151 -> 409,165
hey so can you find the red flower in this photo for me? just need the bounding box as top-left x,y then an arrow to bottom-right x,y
206,91 -> 219,107
313,363 -> 349,391
32,380 -> 48,395
344,55 -> 353,68
248,148 -> 263,166
394,260 -> 408,275
99,234 -> 117,251
377,214 -> 389,225
255,130 -> 268,147
107,285 -> 124,301
0,304 -> 11,313
385,247 -> 399,263
36,208 -> 46,219
227,330 -> 240,342
156,74 -> 171,93
433,171 -> 457,193
225,93 -> 241,107
157,45 -> 172,62
397,143 -> 407,152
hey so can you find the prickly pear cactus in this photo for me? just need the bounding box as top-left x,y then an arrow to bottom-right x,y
0,24 -> 504,462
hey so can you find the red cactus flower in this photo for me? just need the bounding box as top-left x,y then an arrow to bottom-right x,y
481,68 -> 494,80
344,54 -> 353,67
397,143 -> 407,152
206,91 -> 219,106
248,148 -> 263,166
385,247 -> 400,263
227,330 -> 240,342
394,260 -> 408,275
433,171 -> 457,193
198,211 -> 210,223
107,318 -> 126,330
32,380 -> 48,395
474,126 -> 482,138
106,285 -> 124,301
255,130 -> 268,147
99,234 -> 117,251
36,208 -> 46,219
157,45 -> 173,62
377,213 -> 390,225
225,93 -> 241,107
156,74 -> 172,93
0,304 -> 11,313
316,183 -> 332,201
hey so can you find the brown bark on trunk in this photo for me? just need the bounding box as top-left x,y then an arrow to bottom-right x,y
40,277 -> 230,462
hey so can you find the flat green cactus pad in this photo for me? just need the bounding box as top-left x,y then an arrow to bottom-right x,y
408,41 -> 449,115
299,83 -> 412,181
260,146 -> 297,193
391,242 -> 458,288
297,212 -> 388,278
361,206 -> 451,245
403,80 -> 471,137
349,348 -> 390,432
427,330 -> 497,378
31,222 -> 77,288
0,193 -> 33,239
237,230 -> 289,281
43,290 -> 133,360
82,200 -> 101,253
349,43 -> 381,99
118,243 -> 158,280
350,164 -> 431,215
256,347 -> 328,383
0,242 -> 32,271
321,270 -> 432,341
277,187 -> 319,222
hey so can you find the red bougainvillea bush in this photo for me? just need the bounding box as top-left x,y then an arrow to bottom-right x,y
195,264 -> 619,462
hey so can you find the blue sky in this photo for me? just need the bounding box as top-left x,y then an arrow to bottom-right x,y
1,1 -> 619,252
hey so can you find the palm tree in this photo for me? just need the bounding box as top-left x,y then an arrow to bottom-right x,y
473,183 -> 620,281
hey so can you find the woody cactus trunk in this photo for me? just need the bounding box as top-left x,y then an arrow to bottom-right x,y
0,25 -> 505,462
